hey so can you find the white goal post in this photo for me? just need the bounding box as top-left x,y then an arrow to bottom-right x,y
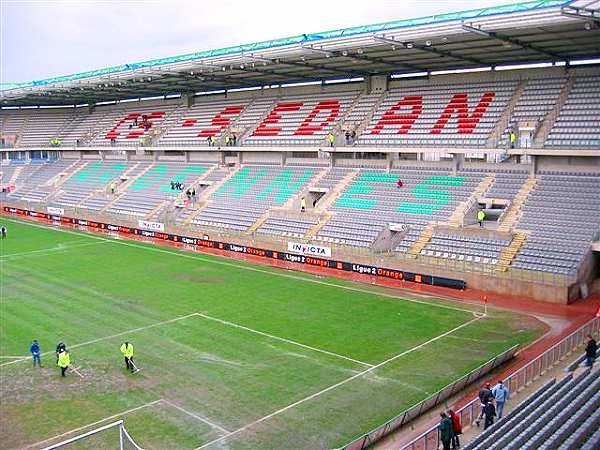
41,420 -> 145,450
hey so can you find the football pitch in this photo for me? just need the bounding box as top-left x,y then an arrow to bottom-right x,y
0,217 -> 543,450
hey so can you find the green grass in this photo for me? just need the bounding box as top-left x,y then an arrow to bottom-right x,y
0,218 -> 543,450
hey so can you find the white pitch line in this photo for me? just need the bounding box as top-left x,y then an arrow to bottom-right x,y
160,399 -> 231,434
3,217 -> 477,315
0,312 -> 199,367
0,240 -> 106,259
0,355 -> 28,359
193,316 -> 483,450
194,312 -> 373,367
24,400 -> 162,449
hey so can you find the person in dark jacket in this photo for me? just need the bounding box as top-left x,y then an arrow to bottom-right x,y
483,399 -> 497,430
585,335 -> 597,367
476,382 -> 492,427
30,340 -> 42,367
448,408 -> 462,449
438,412 -> 453,450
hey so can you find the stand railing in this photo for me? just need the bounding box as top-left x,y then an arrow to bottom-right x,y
399,316 -> 600,450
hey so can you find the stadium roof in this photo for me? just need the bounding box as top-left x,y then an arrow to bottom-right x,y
2,0 -> 599,107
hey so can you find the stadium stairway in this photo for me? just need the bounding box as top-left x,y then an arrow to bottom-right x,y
76,162 -> 143,209
407,224 -> 435,256
247,167 -> 328,233
100,162 -> 154,212
313,168 -> 360,214
495,231 -> 528,272
497,176 -> 538,233
486,80 -> 527,148
354,90 -> 389,139
181,166 -> 241,226
148,164 -> 219,222
534,77 -> 575,146
8,166 -> 23,185
447,175 -> 495,227
302,169 -> 360,241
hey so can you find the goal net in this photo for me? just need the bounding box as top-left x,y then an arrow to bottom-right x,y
41,420 -> 144,450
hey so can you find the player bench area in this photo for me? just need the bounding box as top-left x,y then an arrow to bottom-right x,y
0,217 -> 540,450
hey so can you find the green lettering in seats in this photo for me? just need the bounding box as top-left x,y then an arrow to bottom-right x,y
70,162 -> 128,185
130,165 -> 168,191
216,166 -> 267,199
397,176 -> 464,215
257,169 -> 314,203
159,166 -> 206,193
335,172 -> 397,209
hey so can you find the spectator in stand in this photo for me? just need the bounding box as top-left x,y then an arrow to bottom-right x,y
492,380 -> 510,418
483,398 -> 497,430
232,134 -> 237,146
345,131 -> 351,145
133,117 -> 138,126
396,178 -> 403,189
447,408 -> 462,449
585,334 -> 597,367
476,382 -> 492,427
110,137 -> 116,146
351,130 -> 356,145
438,412 -> 453,450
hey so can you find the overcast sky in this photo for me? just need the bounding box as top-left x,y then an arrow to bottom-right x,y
1,0 -> 513,83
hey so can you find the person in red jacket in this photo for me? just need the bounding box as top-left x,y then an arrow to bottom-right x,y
397,178 -> 403,188
447,408 -> 462,449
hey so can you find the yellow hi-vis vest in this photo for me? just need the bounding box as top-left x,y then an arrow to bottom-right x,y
57,351 -> 70,368
477,210 -> 486,221
120,343 -> 134,358
510,132 -> 517,143
327,133 -> 335,143
224,135 -> 230,143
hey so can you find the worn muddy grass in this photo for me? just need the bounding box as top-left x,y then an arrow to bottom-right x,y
0,218 -> 543,450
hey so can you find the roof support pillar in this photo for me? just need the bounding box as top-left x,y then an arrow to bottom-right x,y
367,75 -> 388,94
183,92 -> 195,108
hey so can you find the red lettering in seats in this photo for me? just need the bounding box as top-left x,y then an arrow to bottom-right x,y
370,96 -> 423,135
104,111 -> 166,140
294,100 -> 340,136
196,106 -> 245,138
251,102 -> 303,137
431,92 -> 495,134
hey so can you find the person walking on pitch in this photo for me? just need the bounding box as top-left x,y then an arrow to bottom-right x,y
57,350 -> 70,377
120,341 -> 135,373
55,341 -> 66,363
30,340 -> 42,367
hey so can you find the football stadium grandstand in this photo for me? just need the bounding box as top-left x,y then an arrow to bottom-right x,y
1,1 -> 600,449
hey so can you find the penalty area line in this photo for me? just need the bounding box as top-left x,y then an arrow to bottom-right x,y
193,315 -> 483,450
26,400 -> 162,450
194,312 -> 373,367
0,312 -> 199,367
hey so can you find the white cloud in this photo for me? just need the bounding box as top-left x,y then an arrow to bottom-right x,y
1,0 -> 512,82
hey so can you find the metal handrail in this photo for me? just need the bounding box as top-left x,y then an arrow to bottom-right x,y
399,316 -> 600,450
